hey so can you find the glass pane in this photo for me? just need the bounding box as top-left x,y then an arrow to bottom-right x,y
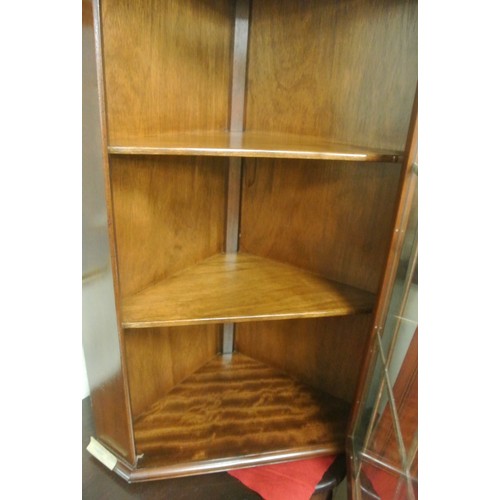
379,182 -> 417,362
360,462 -> 402,500
358,461 -> 417,500
364,382 -> 405,471
388,326 -> 418,456
410,450 -> 418,482
350,170 -> 418,498
387,292 -> 417,389
352,351 -> 386,453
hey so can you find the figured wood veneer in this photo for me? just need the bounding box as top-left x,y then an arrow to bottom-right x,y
134,353 -> 350,469
121,253 -> 375,329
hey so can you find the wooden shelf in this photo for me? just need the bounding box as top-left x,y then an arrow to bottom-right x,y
134,353 -> 350,471
121,253 -> 375,329
108,131 -> 402,162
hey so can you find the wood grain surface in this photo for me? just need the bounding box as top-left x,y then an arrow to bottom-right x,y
86,0 -> 136,465
89,0 -> 419,483
236,315 -> 373,403
240,158 -> 401,294
133,353 -> 350,470
245,0 -> 417,151
108,130 -> 401,162
110,155 -> 227,297
121,252 -> 375,328
100,0 -> 233,141
83,398 -> 346,494
124,325 -> 221,419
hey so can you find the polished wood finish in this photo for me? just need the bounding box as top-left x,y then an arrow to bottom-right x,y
84,363 -> 135,465
246,0 -> 417,152
84,397 -> 345,497
240,159 -> 401,293
87,0 -> 418,483
236,315 -> 373,403
124,325 -> 220,419
121,253 -> 375,329
110,155 -> 227,297
100,0 -> 233,141
132,354 -> 350,474
108,130 -> 401,162
85,0 -> 136,464
83,395 -> 261,497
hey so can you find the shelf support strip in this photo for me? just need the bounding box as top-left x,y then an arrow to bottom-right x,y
223,0 -> 251,354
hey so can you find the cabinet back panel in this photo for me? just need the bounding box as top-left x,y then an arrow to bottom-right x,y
245,0 -> 417,151
101,0 -> 233,140
239,158 -> 400,294
235,315 -> 372,403
110,156 -> 227,297
125,326 -> 221,419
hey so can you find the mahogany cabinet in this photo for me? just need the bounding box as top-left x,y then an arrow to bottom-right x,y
83,0 -> 418,484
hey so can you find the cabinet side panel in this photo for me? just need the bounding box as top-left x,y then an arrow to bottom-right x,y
83,0 -> 135,464
83,270 -> 136,463
110,156 -> 228,297
100,0 -> 233,140
124,325 -> 221,419
245,0 -> 417,151
235,315 -> 372,403
240,158 -> 400,294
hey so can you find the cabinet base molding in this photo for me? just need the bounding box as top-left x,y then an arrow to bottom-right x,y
114,446 -> 342,483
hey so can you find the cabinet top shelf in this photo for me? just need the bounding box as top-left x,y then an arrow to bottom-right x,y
108,131 -> 402,163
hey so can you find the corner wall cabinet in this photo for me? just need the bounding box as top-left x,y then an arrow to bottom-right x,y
84,0 -> 417,482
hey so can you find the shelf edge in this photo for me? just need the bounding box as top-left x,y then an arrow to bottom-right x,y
108,145 -> 401,163
122,305 -> 374,329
